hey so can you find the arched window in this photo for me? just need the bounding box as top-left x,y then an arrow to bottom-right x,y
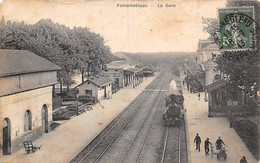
214,74 -> 221,81
24,110 -> 32,131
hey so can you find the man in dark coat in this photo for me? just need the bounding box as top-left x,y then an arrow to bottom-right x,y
215,136 -> 225,150
194,133 -> 201,152
204,138 -> 212,156
240,156 -> 247,163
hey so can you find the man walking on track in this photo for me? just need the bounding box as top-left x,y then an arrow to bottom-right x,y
204,138 -> 212,156
194,133 -> 201,152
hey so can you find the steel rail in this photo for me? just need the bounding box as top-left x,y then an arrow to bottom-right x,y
178,125 -> 181,163
120,72 -> 170,163
95,73 -> 167,162
160,126 -> 169,163
120,77 -> 167,163
75,71 -> 165,163
136,90 -> 166,163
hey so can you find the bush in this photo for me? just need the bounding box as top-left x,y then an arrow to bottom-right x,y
234,120 -> 259,160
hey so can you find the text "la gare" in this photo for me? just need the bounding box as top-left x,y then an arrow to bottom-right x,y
158,4 -> 176,8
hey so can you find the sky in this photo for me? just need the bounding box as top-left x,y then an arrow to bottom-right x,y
0,0 -> 226,53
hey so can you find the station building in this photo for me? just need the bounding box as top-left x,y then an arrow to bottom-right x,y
201,58 -> 221,87
196,39 -> 220,64
184,63 -> 205,92
103,60 -> 144,89
103,60 -> 131,88
0,49 -> 61,155
123,67 -> 143,88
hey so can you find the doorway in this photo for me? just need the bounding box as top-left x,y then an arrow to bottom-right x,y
42,105 -> 48,133
2,118 -> 11,155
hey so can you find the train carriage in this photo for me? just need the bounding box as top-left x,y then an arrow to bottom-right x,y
163,80 -> 184,126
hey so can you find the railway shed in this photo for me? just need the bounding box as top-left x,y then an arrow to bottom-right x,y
206,79 -> 245,117
77,76 -> 113,103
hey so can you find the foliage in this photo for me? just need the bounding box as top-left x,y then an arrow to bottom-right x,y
202,1 -> 260,100
234,119 -> 259,160
0,18 -> 114,92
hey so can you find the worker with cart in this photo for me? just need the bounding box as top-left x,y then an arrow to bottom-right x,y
215,136 -> 225,150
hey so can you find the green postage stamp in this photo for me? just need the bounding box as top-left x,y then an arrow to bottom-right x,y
218,7 -> 256,51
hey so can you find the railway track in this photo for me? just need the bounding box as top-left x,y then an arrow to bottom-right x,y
71,67 -> 188,163
160,74 -> 188,163
160,121 -> 187,163
70,70 -> 168,163
120,75 -> 169,163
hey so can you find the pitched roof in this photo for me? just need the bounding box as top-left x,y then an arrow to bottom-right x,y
142,67 -> 154,72
202,59 -> 217,66
0,49 -> 61,77
185,63 -> 204,76
199,43 -> 219,52
206,79 -> 228,92
124,67 -> 142,73
106,60 -> 133,69
77,76 -> 113,87
199,40 -> 212,50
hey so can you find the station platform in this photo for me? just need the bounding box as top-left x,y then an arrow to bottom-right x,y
183,89 -> 258,163
0,74 -> 157,163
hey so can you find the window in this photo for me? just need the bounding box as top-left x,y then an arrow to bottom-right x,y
232,92 -> 238,101
215,92 -> 221,105
227,92 -> 238,106
222,91 -> 226,105
214,74 -> 221,81
85,90 -> 92,97
24,110 -> 32,131
232,92 -> 238,106
105,70 -> 108,72
115,70 -> 118,72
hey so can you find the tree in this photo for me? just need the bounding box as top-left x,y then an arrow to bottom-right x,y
0,18 -> 115,93
202,1 -> 260,106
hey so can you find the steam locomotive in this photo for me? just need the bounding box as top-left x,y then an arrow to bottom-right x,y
163,80 -> 184,126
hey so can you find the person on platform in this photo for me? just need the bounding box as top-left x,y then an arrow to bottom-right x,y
194,133 -> 201,152
215,136 -> 225,150
204,138 -> 212,156
240,156 -> 247,163
198,92 -> 200,100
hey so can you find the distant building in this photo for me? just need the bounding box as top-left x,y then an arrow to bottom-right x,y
103,60 -> 133,88
184,63 -> 205,92
142,67 -> 155,77
103,60 -> 143,89
201,59 -> 221,87
0,49 -> 61,155
207,79 -> 245,116
197,39 -> 220,64
103,67 -> 124,89
123,67 -> 143,88
77,76 -> 113,103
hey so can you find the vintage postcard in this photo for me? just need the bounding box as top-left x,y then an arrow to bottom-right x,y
0,0 -> 259,163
